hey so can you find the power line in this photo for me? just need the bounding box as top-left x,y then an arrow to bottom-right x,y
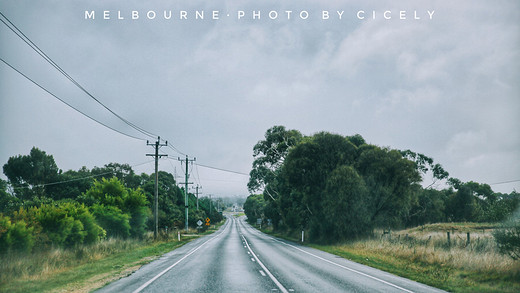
195,163 -> 249,176
0,11 -> 158,140
167,143 -> 187,157
194,163 -> 202,186
2,12 -> 192,172
0,57 -> 148,141
490,179 -> 520,185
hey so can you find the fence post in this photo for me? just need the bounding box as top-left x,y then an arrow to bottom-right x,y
467,232 -> 470,246
447,231 -> 451,246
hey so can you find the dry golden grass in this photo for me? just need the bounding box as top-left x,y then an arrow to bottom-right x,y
365,227 -> 516,273
316,224 -> 520,292
0,238 -> 143,285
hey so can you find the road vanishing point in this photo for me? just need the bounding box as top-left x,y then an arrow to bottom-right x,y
96,215 -> 445,293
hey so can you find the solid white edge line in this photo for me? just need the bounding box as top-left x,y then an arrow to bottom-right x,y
239,218 -> 415,293
242,235 -> 289,293
132,220 -> 228,293
271,238 -> 415,293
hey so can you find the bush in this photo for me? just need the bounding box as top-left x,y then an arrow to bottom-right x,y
9,220 -> 34,252
0,215 -> 34,253
0,215 -> 12,253
35,204 -> 80,247
60,202 -> 105,244
322,165 -> 372,242
494,218 -> 520,260
91,204 -> 130,239
124,188 -> 149,238
81,178 -> 148,238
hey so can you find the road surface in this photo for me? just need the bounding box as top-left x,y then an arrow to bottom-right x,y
97,216 -> 445,292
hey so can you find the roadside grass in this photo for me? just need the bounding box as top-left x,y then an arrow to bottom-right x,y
262,223 -> 520,293
0,223 -> 223,293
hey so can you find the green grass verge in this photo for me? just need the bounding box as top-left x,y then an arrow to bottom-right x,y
0,223 -> 224,293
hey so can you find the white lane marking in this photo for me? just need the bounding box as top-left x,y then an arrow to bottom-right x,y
132,222 -> 228,293
242,235 -> 289,293
259,270 -> 266,277
271,238 -> 414,293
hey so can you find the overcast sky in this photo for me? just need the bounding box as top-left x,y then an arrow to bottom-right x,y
1,0 -> 519,197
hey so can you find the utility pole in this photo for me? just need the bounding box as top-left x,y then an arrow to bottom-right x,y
178,155 -> 195,232
146,137 -> 167,240
195,184 -> 202,211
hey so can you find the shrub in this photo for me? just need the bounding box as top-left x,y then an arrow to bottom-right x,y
9,220 -> 34,252
60,202 -> 105,244
0,215 -> 12,253
35,204 -> 78,247
0,215 -> 34,253
124,188 -> 149,238
91,204 -> 130,239
494,218 -> 520,260
81,178 -> 148,238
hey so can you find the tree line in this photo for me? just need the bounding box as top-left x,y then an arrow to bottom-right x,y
245,126 -> 519,244
0,147 -> 223,254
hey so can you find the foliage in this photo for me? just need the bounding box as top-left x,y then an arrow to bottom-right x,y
244,194 -> 265,225
494,214 -> 520,260
355,145 -> 421,227
90,204 -> 130,239
2,147 -> 60,200
81,178 -> 148,238
248,125 -> 303,193
245,126 -> 519,244
0,147 -> 224,259
0,215 -> 34,254
322,166 -> 371,241
407,188 -> 448,226
141,171 -> 184,230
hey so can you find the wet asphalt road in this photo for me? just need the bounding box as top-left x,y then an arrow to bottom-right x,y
96,216 -> 445,293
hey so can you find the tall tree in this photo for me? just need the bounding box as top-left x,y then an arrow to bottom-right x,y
91,163 -> 141,189
401,150 -> 449,189
355,145 -> 421,227
248,125 -> 302,194
323,165 -> 371,242
3,147 -> 60,200
243,194 -> 266,225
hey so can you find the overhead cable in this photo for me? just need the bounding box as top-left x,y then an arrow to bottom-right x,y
0,57 -> 147,141
490,179 -> 520,186
167,143 -> 187,157
195,163 -> 249,176
0,11 -> 158,140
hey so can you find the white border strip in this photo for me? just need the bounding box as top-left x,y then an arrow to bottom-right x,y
272,238 -> 414,293
241,234 -> 289,293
